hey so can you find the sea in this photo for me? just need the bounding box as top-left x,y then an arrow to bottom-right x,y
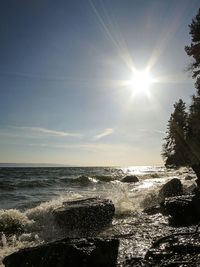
0,166 -> 197,266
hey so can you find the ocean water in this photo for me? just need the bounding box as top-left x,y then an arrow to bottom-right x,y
0,166 -> 196,266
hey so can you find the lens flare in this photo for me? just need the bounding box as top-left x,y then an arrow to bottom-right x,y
130,70 -> 154,94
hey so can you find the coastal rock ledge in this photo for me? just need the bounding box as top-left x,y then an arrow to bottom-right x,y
3,237 -> 119,267
53,197 -> 115,236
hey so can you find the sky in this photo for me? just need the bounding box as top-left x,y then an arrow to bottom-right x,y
0,0 -> 199,166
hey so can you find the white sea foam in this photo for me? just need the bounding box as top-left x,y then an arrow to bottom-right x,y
0,209 -> 33,233
1,234 -> 7,247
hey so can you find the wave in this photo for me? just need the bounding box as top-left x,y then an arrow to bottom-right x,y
15,179 -> 56,189
60,175 -> 98,186
59,175 -> 117,186
93,175 -> 117,182
0,181 -> 16,191
0,166 -> 172,192
0,177 -> 167,237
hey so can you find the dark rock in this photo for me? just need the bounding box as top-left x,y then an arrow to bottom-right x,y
159,178 -> 183,201
164,195 -> 195,225
143,205 -> 163,215
121,175 -> 139,183
3,237 -> 119,267
163,192 -> 200,225
171,243 -> 200,254
123,257 -> 147,267
144,230 -> 200,266
190,190 -> 200,216
53,197 -> 115,236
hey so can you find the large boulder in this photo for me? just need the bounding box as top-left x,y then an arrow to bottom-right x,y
121,175 -> 139,183
159,178 -> 183,201
3,237 -> 119,267
53,197 -> 115,236
163,192 -> 200,225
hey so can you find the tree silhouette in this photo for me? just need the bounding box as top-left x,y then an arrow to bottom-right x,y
186,82 -> 200,184
185,8 -> 200,79
162,99 -> 188,167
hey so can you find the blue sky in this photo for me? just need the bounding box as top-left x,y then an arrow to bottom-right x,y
0,0 -> 199,166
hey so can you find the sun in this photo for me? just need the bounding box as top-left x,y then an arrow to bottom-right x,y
129,70 -> 153,95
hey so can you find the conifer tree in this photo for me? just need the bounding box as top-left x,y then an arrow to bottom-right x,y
186,81 -> 200,183
162,99 -> 188,167
185,8 -> 200,79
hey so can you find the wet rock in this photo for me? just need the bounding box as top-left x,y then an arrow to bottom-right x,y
121,175 -> 139,183
164,195 -> 195,225
163,192 -> 200,225
53,197 -> 115,236
3,237 -> 119,267
143,205 -> 163,215
159,178 -> 183,201
144,230 -> 200,266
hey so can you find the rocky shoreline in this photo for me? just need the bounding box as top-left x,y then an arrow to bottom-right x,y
2,176 -> 200,266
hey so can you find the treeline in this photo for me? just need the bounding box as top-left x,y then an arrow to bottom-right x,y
162,8 -> 200,185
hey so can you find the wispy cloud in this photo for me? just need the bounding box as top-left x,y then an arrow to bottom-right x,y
138,128 -> 165,135
94,128 -> 114,140
9,126 -> 82,138
28,141 -> 132,153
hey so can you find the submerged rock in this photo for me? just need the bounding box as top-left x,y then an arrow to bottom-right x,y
121,175 -> 139,183
3,237 -> 119,267
53,197 -> 115,236
159,178 -> 183,201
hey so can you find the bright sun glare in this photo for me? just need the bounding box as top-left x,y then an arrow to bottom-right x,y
129,70 -> 153,95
